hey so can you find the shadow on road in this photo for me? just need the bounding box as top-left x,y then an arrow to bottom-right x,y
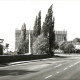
0,70 -> 38,76
53,55 -> 68,58
0,63 -> 9,67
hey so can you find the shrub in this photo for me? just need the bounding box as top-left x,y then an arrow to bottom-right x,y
17,39 -> 29,54
54,42 -> 59,49
32,34 -> 49,55
60,42 -> 75,53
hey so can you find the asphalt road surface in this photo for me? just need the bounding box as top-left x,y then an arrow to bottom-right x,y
0,54 -> 80,80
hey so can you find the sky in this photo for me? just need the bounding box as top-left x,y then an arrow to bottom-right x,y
0,0 -> 80,51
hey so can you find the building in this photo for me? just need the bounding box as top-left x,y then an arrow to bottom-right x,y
15,29 -> 67,51
55,31 -> 67,42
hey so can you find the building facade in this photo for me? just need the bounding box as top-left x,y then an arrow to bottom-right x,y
15,29 -> 67,51
55,31 -> 67,42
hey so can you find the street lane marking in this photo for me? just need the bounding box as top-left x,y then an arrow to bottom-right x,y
75,61 -> 80,64
69,61 -> 80,68
56,71 -> 60,74
54,64 -> 62,68
45,75 -> 52,79
74,62 -> 78,65
64,67 -> 68,70
69,65 -> 73,68
45,60 -> 80,79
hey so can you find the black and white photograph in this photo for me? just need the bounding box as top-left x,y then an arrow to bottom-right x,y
0,0 -> 80,80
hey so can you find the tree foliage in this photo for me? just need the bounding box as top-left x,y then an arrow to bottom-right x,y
17,23 -> 27,54
41,5 -> 55,56
73,38 -> 80,42
0,44 -> 3,55
33,11 -> 41,37
17,39 -> 29,54
32,34 -> 49,55
54,42 -> 59,49
60,42 -> 75,53
33,16 -> 38,37
21,23 -> 26,42
37,11 -> 41,36
42,14 -> 49,37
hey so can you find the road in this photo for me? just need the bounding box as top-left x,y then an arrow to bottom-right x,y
0,54 -> 80,80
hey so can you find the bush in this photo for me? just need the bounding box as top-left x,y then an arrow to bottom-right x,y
0,44 -> 3,55
17,39 -> 29,54
54,42 -> 59,49
60,42 -> 75,53
64,44 -> 74,53
60,42 -> 66,50
32,34 -> 49,55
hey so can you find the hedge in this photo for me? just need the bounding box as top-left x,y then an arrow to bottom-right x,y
0,54 -> 51,63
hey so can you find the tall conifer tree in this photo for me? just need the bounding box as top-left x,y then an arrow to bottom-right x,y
42,4 -> 55,56
33,16 -> 38,37
33,11 -> 41,38
42,14 -> 49,37
48,5 -> 55,56
37,11 -> 41,36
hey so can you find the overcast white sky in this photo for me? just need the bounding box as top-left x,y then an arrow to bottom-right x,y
0,0 -> 80,51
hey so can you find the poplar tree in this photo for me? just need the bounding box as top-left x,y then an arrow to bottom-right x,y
42,14 -> 49,37
49,17 -> 55,56
33,11 -> 41,38
37,11 -> 41,36
48,5 -> 55,56
18,23 -> 27,54
20,23 -> 26,42
33,16 -> 38,37
52,18 -> 55,48
42,5 -> 55,56
42,5 -> 53,56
